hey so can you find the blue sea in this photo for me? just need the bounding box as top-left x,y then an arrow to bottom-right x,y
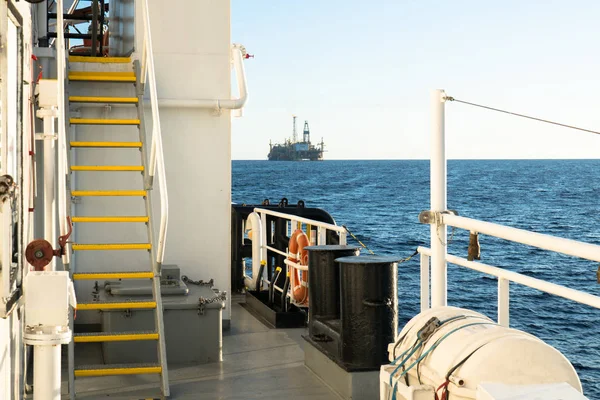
232,159 -> 600,397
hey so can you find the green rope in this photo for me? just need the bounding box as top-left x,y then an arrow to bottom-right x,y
343,225 -> 375,255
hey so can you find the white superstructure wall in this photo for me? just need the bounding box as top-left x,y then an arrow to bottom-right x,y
0,2 -> 33,398
137,0 -> 233,321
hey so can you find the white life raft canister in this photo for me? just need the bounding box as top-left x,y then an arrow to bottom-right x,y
382,306 -> 582,400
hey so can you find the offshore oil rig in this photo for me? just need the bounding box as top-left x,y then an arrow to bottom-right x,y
268,116 -> 325,161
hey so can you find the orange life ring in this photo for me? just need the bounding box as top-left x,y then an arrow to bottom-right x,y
288,229 -> 309,305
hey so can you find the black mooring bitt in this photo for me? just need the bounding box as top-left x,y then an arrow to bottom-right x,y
306,252 -> 400,372
305,245 -> 360,338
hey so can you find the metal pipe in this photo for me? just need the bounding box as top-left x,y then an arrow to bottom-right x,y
150,44 -> 248,111
430,89 -> 447,307
248,212 -> 262,290
260,212 -> 268,264
42,115 -> 56,271
266,245 -> 289,259
141,0 -> 169,266
56,0 -> 69,267
498,278 -> 509,327
420,252 -> 430,312
33,345 -> 61,400
418,247 -> 600,310
442,213 -> 600,263
254,208 -> 345,235
284,258 -> 308,271
339,231 -> 347,245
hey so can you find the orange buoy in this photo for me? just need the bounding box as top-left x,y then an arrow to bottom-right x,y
288,229 -> 309,305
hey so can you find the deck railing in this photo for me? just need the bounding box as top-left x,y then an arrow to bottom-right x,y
140,0 -> 169,265
246,208 -> 347,295
422,90 -> 600,327
56,0 -> 70,267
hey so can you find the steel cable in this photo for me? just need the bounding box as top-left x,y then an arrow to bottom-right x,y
445,96 -> 600,136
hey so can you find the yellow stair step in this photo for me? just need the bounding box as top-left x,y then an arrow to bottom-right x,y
72,243 -> 151,251
72,271 -> 153,280
68,71 -> 136,82
70,141 -> 142,148
70,118 -> 140,125
71,190 -> 147,196
74,331 -> 158,343
69,55 -> 131,64
72,216 -> 149,223
77,301 -> 157,311
69,96 -> 138,104
71,165 -> 144,172
75,364 -> 161,377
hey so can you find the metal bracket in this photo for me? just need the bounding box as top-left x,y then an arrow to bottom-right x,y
34,133 -> 57,141
418,209 -> 459,224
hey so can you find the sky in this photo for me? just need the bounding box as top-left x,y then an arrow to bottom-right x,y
231,1 -> 600,160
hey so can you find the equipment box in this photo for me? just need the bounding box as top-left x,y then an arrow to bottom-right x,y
100,281 -> 224,365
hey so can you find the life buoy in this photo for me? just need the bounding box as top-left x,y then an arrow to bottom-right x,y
288,229 -> 309,305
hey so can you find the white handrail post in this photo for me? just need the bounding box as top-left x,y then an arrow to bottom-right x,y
248,212 -> 262,289
56,0 -> 69,267
420,252 -> 430,312
431,89 -> 447,308
339,231 -> 347,245
318,226 -> 326,245
260,212 -> 268,264
498,278 -> 510,327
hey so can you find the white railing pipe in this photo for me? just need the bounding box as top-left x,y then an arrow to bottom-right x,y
441,213 -> 600,263
284,258 -> 308,271
420,252 -> 430,312
141,0 -> 168,264
247,212 -> 262,290
418,247 -> 600,311
498,278 -> 510,327
253,208 -> 345,235
153,44 -> 248,111
430,89 -> 447,307
41,112 -> 56,271
56,0 -> 69,266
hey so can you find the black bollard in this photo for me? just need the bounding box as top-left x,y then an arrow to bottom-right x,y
335,255 -> 399,370
305,245 -> 360,338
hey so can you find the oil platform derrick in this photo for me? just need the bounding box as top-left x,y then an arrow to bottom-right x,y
267,116 -> 325,161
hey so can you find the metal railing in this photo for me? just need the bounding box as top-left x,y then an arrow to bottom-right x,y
421,89 -> 600,327
246,208 -> 347,292
156,43 -> 249,114
140,0 -> 168,264
56,0 -> 70,266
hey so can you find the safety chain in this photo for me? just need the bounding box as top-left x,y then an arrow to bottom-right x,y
398,249 -> 419,265
182,276 -> 214,287
343,225 -> 375,255
198,291 -> 227,315
436,225 -> 456,246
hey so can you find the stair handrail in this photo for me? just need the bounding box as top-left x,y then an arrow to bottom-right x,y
140,0 -> 169,264
56,0 -> 70,266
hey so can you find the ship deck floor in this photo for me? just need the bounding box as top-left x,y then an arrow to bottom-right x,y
61,295 -> 340,399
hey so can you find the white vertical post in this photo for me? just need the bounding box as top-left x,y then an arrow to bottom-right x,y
430,89 -> 447,307
420,252 -> 430,312
43,115 -> 56,271
317,226 -> 327,245
260,212 -> 268,264
33,345 -> 61,400
248,212 -> 262,289
339,231 -> 347,245
498,278 -> 510,327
